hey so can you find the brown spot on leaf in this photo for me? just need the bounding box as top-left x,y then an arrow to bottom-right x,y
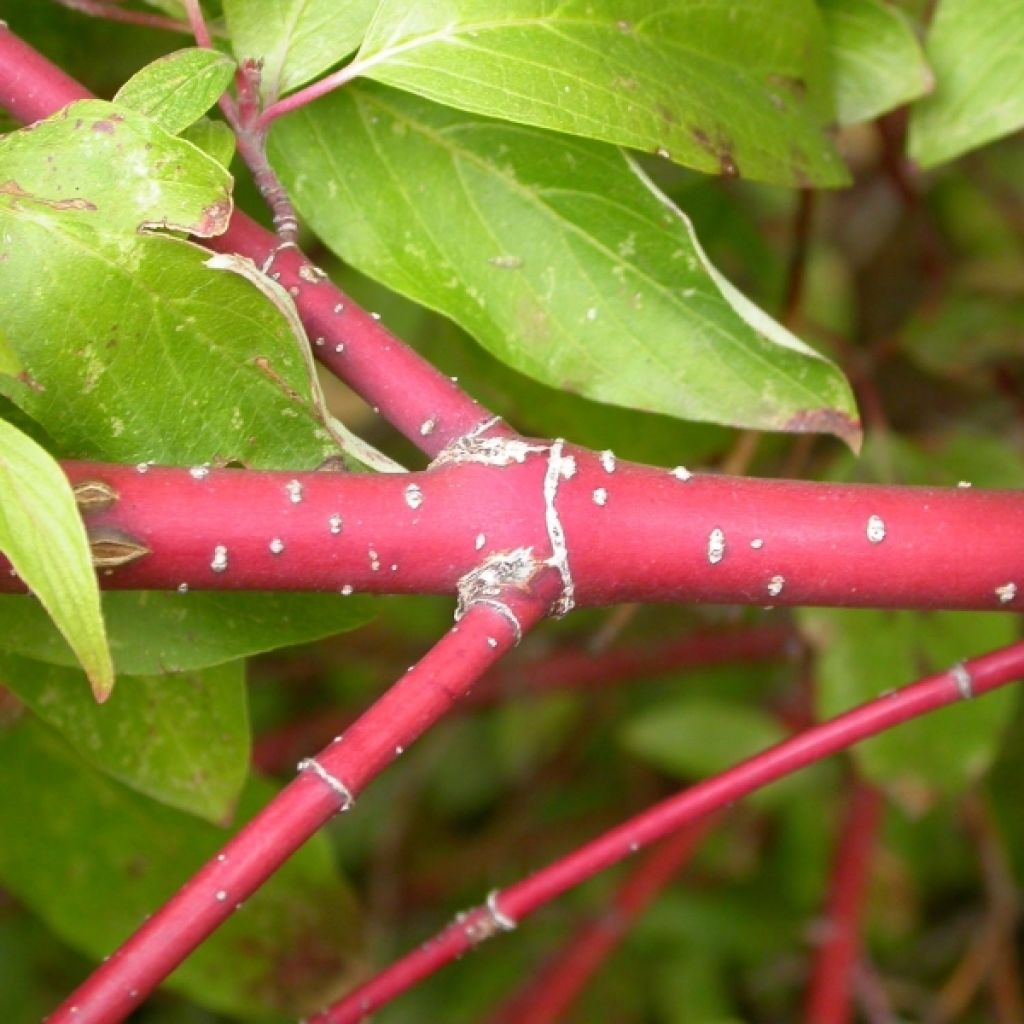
195,196 -> 232,237
767,73 -> 807,99
783,407 -> 862,452
691,127 -> 740,178
253,356 -> 302,403
91,120 -> 115,134
0,180 -> 97,212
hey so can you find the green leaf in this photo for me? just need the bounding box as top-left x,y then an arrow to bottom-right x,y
270,85 -> 860,443
0,226 -> 342,468
0,421 -> 113,700
0,100 -> 232,237
0,717 -> 363,1019
820,0 -> 932,124
800,608 -> 1020,801
908,0 -> 1024,167
349,0 -> 848,186
0,591 -> 373,675
620,695 -> 796,806
181,115 -> 237,167
114,48 -> 236,136
224,0 -> 378,101
1,655 -> 248,822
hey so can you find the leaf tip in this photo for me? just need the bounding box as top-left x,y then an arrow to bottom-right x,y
782,407 -> 863,453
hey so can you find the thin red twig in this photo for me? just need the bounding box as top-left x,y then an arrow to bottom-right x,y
45,584 -> 558,1024
803,780 -> 884,1024
51,0 -> 209,36
487,819 -> 714,1024
311,641 -> 1024,1023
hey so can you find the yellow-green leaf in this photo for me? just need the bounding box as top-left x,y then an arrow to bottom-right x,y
0,420 -> 113,700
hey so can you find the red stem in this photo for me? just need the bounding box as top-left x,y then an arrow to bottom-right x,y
804,780 -> 884,1024
54,0 -> 204,36
488,818 -> 714,1024
45,584 -> 558,1024
7,457 -> 1023,614
0,24 -> 497,457
252,625 -> 792,773
312,642 -> 1024,1023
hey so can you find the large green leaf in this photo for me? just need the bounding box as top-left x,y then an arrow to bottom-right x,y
1,655 -> 248,822
270,85 -> 859,443
0,718 -> 363,1019
114,48 -> 237,136
908,0 -> 1024,167
0,100 -> 231,237
0,99 -> 350,468
801,608 -> 1020,801
224,0 -> 378,101
349,0 -> 848,186
0,421 -> 113,700
0,591 -> 373,674
820,0 -> 931,124
0,222 -> 342,468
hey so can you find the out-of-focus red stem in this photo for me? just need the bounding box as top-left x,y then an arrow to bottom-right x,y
0,24 -> 498,457
312,642 -> 1024,1023
488,818 -> 714,1024
252,625 -> 792,774
45,583 -> 558,1024
804,780 -> 884,1024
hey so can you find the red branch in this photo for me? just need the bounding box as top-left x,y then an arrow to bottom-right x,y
0,24 -> 497,457
804,780 -> 884,1024
4,458 -> 1022,614
488,818 -> 714,1024
45,581 -> 559,1024
311,641 -> 1024,1023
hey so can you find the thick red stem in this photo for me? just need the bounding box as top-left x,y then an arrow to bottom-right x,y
45,584 -> 557,1024
312,642 -> 1024,1023
803,780 -> 884,1024
488,818 -> 714,1024
0,24 -> 496,457
5,457 -> 1022,613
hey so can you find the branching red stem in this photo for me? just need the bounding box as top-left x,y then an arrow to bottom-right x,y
4,457 -> 1021,614
803,780 -> 884,1024
45,584 -> 558,1024
487,819 -> 714,1024
312,642 -> 1024,1023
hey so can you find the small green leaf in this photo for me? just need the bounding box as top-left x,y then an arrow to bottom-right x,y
0,591 -> 374,675
1,655 -> 248,822
181,116 -> 237,167
0,420 -> 113,700
224,0 -> 378,100
114,48 -> 236,136
0,717 -> 363,1018
820,0 -> 932,124
0,99 -> 232,237
270,85 -> 860,443
908,0 -> 1024,167
801,608 -> 1020,800
349,0 -> 847,186
620,695 -> 795,805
